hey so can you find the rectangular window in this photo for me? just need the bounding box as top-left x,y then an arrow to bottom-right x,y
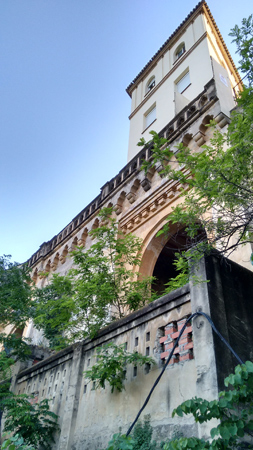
144,104 -> 156,130
177,71 -> 190,94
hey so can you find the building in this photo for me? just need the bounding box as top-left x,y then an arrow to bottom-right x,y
24,0 -> 251,344
4,2 -> 253,449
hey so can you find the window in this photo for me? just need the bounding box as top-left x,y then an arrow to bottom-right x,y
144,104 -> 156,130
146,76 -> 155,93
175,43 -> 185,61
176,71 -> 190,94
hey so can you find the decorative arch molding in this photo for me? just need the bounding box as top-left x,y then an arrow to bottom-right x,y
139,216 -> 177,278
51,253 -> 60,272
115,191 -> 126,215
32,268 -> 38,283
199,114 -> 214,134
60,246 -> 68,264
78,228 -> 88,247
126,179 -> 141,204
182,133 -> 193,147
45,259 -> 51,273
71,236 -> 78,249
92,218 -> 99,230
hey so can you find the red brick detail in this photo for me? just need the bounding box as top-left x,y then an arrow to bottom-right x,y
168,355 -> 179,365
185,341 -> 194,350
178,336 -> 188,345
165,342 -> 174,350
159,336 -> 167,344
171,331 -> 179,339
179,351 -> 193,362
181,325 -> 192,336
165,327 -> 177,336
160,351 -> 169,359
29,396 -> 38,405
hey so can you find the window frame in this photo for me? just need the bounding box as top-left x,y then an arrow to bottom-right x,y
174,42 -> 186,62
176,70 -> 190,94
145,76 -> 156,94
143,104 -> 156,132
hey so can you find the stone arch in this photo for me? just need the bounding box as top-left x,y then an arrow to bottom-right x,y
139,217 -> 178,279
198,94 -> 208,109
92,218 -> 99,230
139,217 -> 206,295
51,253 -> 59,272
182,133 -> 193,147
115,191 -> 126,215
199,114 -> 214,134
126,179 -> 140,204
32,268 -> 38,283
44,259 -> 51,273
72,236 -> 78,248
78,228 -> 88,247
60,246 -> 68,264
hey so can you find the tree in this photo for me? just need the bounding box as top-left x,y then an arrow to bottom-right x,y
84,343 -> 155,393
32,208 -> 156,348
138,16 -> 253,288
0,255 -> 32,330
0,351 -> 59,450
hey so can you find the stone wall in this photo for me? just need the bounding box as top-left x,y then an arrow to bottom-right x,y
10,285 -> 199,450
4,254 -> 253,449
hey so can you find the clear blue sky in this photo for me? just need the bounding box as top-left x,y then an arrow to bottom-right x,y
0,0 -> 252,264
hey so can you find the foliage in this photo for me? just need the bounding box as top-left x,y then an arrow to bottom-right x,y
162,253 -> 189,293
31,273 -> 74,349
229,15 -> 253,86
0,255 -> 32,328
0,350 -> 59,450
1,393 -> 59,450
32,208 -> 156,347
132,416 -> 158,450
138,16 -> 253,291
1,434 -> 35,450
103,433 -> 135,450
162,361 -> 253,450
84,343 -> 155,393
102,416 -> 160,450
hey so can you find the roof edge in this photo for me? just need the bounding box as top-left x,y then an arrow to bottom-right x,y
126,1 -> 241,97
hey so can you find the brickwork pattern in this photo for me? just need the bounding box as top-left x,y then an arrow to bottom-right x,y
160,316 -> 193,364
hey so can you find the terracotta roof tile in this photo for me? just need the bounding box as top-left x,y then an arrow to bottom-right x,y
126,1 -> 240,97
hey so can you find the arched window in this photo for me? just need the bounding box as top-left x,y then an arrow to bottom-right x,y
174,42 -> 185,61
146,76 -> 155,94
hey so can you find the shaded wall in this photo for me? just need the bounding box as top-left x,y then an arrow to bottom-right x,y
6,255 -> 253,449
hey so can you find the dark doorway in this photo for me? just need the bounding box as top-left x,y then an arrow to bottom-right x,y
152,226 -> 206,295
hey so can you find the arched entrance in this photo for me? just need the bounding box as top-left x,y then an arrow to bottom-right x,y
139,222 -> 206,296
